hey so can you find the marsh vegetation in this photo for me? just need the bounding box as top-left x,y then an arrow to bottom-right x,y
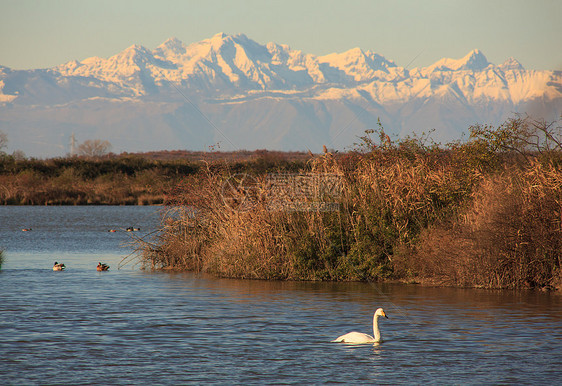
2,117 -> 560,289
137,116 -> 562,290
0,151 -> 307,205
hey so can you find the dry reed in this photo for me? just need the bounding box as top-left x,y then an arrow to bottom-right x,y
139,117 -> 562,289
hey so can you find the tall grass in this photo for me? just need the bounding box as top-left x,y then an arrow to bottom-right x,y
395,116 -> 562,290
400,162 -> 562,289
139,116 -> 562,289
139,132 -> 471,280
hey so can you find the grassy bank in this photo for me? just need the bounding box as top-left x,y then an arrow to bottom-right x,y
0,151 -> 307,205
139,116 -> 562,290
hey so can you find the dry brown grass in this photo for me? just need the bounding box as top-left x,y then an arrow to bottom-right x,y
137,117 -> 562,288
140,148 -> 480,282
397,163 -> 562,290
140,161 -> 350,279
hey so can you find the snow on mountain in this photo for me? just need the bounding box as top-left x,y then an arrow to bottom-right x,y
50,33 -> 409,93
0,33 -> 561,157
499,57 -> 525,71
55,44 -> 165,95
422,49 -> 491,72
37,34 -> 554,101
153,37 -> 187,59
318,47 -> 402,82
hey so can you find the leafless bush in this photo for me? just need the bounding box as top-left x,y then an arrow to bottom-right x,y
77,139 -> 112,158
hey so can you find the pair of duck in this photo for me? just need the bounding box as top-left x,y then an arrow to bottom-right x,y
108,227 -> 139,232
52,262 -> 110,271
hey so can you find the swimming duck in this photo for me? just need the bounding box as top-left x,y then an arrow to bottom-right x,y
97,262 -> 110,271
332,308 -> 388,344
22,228 -> 32,232
53,262 -> 66,271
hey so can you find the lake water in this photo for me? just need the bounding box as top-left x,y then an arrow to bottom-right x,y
1,206 -> 561,384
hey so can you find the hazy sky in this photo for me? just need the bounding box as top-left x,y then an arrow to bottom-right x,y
1,0 -> 561,71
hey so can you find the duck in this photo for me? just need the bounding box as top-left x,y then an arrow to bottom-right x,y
53,262 -> 66,271
97,262 -> 110,271
22,228 -> 32,232
332,308 -> 388,344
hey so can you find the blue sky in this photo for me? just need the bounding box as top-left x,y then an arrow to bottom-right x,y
1,0 -> 561,70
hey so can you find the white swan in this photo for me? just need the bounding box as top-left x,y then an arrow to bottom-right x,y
332,308 -> 388,344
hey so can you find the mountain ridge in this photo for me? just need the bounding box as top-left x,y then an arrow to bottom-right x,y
1,33 -> 561,157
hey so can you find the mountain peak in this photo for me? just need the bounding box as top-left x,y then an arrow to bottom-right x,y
208,32 -> 236,50
347,47 -> 365,55
427,49 -> 490,72
161,37 -> 184,47
208,32 -> 253,45
499,57 -> 525,71
318,47 -> 395,81
154,37 -> 186,57
118,44 -> 151,58
459,49 -> 490,70
213,32 -> 228,39
124,44 -> 146,52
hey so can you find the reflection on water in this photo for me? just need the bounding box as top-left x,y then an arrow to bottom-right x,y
0,206 -> 561,384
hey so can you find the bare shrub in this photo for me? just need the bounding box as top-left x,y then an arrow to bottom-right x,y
77,139 -> 112,158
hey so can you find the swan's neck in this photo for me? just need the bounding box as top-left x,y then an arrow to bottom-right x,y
372,314 -> 381,342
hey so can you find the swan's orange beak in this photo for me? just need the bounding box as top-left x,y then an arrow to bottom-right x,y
383,311 -> 388,319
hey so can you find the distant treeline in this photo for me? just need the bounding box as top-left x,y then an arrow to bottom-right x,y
136,116 -> 562,290
0,151 -> 308,205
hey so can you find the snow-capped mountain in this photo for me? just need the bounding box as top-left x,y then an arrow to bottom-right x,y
1,33 -> 561,157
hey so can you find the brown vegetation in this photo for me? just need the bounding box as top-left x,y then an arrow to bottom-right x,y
138,116 -> 562,290
0,150 -> 306,205
0,158 -> 176,205
400,162 -> 562,290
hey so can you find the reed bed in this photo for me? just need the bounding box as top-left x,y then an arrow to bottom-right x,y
0,152 -> 307,205
0,156 -> 196,205
402,162 -> 562,289
140,116 -> 562,290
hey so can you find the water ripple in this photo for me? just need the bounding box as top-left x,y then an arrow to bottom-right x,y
1,207 -> 561,384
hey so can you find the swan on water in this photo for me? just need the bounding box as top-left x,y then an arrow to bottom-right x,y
332,308 -> 388,344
